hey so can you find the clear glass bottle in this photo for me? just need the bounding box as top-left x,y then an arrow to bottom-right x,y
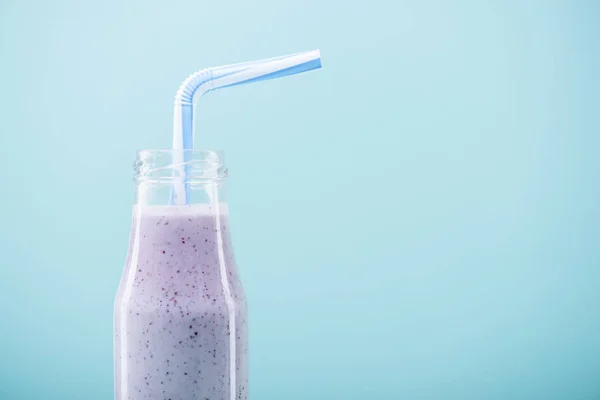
114,149 -> 248,400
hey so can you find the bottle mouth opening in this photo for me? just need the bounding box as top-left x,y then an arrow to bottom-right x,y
134,149 -> 228,182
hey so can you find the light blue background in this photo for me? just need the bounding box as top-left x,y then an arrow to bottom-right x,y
1,1 -> 599,399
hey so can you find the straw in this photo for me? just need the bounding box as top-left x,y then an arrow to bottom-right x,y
171,50 -> 322,204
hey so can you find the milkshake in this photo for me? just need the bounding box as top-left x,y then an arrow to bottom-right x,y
115,150 -> 247,400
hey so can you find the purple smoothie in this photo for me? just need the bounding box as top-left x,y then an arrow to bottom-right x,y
114,204 -> 247,400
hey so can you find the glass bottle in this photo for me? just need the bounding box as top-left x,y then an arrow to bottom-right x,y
114,149 -> 248,400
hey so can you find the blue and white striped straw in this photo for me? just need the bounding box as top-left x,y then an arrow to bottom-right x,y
171,49 -> 322,204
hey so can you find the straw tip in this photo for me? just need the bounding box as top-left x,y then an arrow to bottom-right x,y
311,49 -> 322,67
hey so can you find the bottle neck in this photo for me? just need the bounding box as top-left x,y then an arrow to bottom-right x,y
126,150 -> 236,292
